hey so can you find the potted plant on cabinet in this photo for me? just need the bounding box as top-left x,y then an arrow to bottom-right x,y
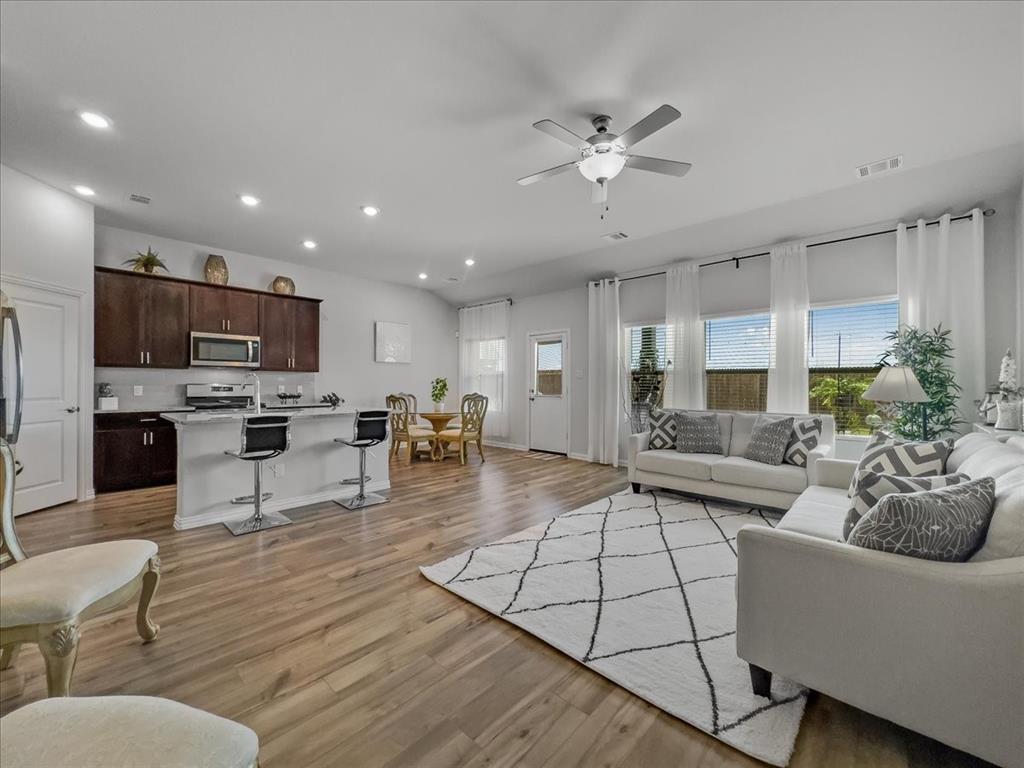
123,247 -> 168,274
430,377 -> 449,412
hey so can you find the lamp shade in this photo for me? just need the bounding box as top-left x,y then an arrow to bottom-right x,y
863,366 -> 929,403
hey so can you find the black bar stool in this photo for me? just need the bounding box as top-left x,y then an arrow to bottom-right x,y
223,414 -> 292,535
334,409 -> 390,510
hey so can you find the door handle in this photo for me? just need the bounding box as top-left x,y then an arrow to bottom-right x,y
143,431 -> 148,446
149,430 -> 154,444
227,319 -> 231,331
140,350 -> 145,365
65,406 -> 80,413
146,351 -> 151,365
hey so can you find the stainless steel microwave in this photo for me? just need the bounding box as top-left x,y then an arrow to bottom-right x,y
190,332 -> 261,368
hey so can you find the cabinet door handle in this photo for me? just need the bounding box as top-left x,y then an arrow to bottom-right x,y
146,351 -> 151,365
140,418 -> 157,422
143,432 -> 148,446
227,319 -> 231,331
149,430 -> 154,443
140,351 -> 145,365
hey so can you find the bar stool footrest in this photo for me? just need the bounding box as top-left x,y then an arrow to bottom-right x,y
230,492 -> 274,504
340,475 -> 371,485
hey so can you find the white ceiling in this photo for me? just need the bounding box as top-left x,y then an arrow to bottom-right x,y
1,1 -> 1021,304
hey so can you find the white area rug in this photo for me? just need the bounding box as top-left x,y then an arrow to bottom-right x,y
420,489 -> 808,766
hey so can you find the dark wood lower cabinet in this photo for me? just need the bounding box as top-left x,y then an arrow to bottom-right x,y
94,413 -> 178,492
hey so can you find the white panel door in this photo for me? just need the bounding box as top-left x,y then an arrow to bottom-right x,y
528,332 -> 568,454
4,284 -> 79,514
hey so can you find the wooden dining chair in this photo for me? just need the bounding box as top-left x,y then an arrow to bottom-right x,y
386,394 -> 436,463
436,393 -> 488,465
0,438 -> 162,697
396,392 -> 421,426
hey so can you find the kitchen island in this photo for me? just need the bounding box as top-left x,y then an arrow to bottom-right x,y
161,407 -> 390,530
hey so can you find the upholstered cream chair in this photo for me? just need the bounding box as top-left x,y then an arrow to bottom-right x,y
0,439 -> 161,697
386,394 -> 436,462
0,695 -> 259,768
437,393 -> 488,465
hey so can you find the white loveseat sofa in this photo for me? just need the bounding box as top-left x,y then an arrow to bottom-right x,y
736,433 -> 1024,768
628,411 -> 836,510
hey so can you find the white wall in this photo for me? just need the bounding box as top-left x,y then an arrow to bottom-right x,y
984,190 -> 1024,386
94,225 -> 459,413
0,164 -> 95,501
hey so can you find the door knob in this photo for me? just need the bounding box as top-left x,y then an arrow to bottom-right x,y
65,406 -> 80,413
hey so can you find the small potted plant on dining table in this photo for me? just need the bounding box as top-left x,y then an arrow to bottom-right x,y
430,377 -> 449,412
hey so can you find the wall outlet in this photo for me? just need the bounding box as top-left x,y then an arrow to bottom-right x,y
297,385 -> 303,395
277,385 -> 286,394
133,385 -> 144,396
271,463 -> 285,478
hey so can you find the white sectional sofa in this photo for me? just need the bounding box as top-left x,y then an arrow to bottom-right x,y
736,433 -> 1024,768
628,411 -> 836,510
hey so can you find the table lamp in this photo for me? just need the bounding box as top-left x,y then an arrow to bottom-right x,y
863,366 -> 930,439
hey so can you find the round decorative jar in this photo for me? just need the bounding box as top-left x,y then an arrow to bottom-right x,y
204,254 -> 229,285
271,276 -> 296,295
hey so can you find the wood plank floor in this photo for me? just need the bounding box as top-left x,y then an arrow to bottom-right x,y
1,448 -> 988,767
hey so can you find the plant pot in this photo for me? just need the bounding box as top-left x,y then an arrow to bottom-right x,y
433,401 -> 445,412
204,254 -> 229,285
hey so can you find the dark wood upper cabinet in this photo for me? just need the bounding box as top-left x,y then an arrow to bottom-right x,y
190,284 -> 259,336
95,267 -> 320,371
292,299 -> 320,372
258,294 -> 321,371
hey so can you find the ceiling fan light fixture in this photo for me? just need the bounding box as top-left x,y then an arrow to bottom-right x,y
578,143 -> 626,182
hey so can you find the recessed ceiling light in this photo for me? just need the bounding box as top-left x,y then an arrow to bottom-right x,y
73,185 -> 96,197
302,240 -> 317,250
418,273 -> 428,280
464,258 -> 475,266
79,111 -> 110,129
361,205 -> 380,217
240,194 -> 260,207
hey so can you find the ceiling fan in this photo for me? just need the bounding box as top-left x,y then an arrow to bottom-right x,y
517,104 -> 692,205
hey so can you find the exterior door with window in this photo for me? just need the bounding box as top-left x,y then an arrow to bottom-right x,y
528,332 -> 568,454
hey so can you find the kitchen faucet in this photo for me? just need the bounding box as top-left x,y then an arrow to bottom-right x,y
246,372 -> 262,415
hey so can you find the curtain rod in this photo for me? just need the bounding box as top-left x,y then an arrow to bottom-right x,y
600,207 -> 995,285
458,296 -> 512,310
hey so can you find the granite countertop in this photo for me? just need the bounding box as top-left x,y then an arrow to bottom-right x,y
96,406 -> 196,414
161,406 -> 356,425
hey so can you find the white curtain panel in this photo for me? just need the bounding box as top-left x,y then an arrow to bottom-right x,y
588,278 -> 622,465
766,242 -> 810,413
665,262 -> 705,409
897,210 -> 986,425
459,299 -> 510,439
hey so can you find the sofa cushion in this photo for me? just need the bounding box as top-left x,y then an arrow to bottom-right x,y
844,471 -> 970,540
711,456 -> 808,494
971,466 -> 1024,562
848,478 -> 996,562
635,450 -> 721,481
777,487 -> 847,540
0,696 -> 259,768
728,413 -> 758,457
674,412 -> 724,454
784,416 -> 823,467
956,445 -> 1024,481
744,415 -> 794,465
846,433 -> 952,496
647,410 -> 677,450
946,432 -> 999,472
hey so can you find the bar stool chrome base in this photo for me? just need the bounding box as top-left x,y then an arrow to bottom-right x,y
224,510 -> 292,536
334,490 -> 389,510
340,474 -> 371,486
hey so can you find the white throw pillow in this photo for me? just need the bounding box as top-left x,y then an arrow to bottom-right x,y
970,466 -> 1024,562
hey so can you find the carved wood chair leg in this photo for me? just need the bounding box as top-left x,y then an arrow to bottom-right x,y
409,440 -> 417,464
460,441 -> 466,465
0,643 -> 22,670
136,557 -> 162,642
477,438 -> 484,462
41,623 -> 80,697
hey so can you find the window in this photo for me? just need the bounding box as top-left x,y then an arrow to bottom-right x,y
704,313 -> 771,411
535,339 -> 563,396
808,300 -> 898,435
624,323 -> 673,420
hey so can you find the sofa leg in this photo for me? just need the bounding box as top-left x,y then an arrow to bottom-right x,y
630,482 -> 641,493
749,663 -> 772,697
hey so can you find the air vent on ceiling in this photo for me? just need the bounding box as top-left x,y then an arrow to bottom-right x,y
855,154 -> 903,180
126,192 -> 151,205
445,277 -> 460,283
601,231 -> 629,241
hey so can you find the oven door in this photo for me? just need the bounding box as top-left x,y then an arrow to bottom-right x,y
190,333 -> 261,368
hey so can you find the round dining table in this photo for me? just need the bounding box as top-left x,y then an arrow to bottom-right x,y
416,411 -> 459,460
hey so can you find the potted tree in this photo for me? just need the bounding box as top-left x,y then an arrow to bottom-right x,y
430,377 -> 449,412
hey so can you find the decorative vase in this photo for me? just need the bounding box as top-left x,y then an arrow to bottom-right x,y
204,254 -> 229,285
271,275 -> 296,295
994,399 -> 1022,431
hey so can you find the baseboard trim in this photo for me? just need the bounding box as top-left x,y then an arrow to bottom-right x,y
173,480 -> 390,530
568,452 -> 590,462
482,440 -> 528,451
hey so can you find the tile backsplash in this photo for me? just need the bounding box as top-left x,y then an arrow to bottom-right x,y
96,368 -> 317,411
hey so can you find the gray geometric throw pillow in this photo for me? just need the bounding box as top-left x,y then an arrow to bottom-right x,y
744,415 -> 795,465
674,412 -> 723,454
847,477 -> 996,562
844,470 -> 970,540
784,416 -> 822,467
647,410 -> 677,450
846,432 -> 953,497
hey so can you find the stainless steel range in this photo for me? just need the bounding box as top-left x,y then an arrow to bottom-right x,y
185,383 -> 258,411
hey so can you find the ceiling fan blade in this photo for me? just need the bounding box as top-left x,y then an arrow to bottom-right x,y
516,161 -> 579,186
591,180 -> 607,205
616,104 -> 681,148
533,119 -> 590,150
624,155 -> 692,177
